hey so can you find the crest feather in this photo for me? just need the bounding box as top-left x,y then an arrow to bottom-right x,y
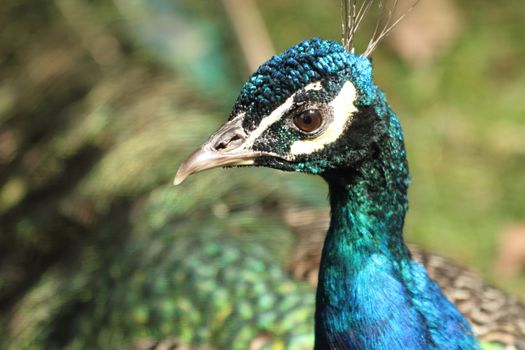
341,0 -> 421,56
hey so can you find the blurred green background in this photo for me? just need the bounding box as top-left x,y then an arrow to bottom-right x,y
0,0 -> 524,348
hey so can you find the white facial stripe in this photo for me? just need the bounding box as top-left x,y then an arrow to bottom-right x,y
244,81 -> 326,148
243,93 -> 295,148
304,81 -> 323,91
289,81 -> 358,156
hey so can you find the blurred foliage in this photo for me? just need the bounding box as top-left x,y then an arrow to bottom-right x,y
0,0 -> 524,348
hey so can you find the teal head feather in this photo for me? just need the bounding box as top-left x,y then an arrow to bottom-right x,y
175,34 -> 480,350
228,38 -> 381,176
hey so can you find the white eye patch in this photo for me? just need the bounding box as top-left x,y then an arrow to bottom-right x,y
242,81 -> 323,148
289,81 -> 358,156
241,80 -> 358,156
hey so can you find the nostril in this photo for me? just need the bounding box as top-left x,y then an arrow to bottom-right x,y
229,134 -> 243,145
213,130 -> 245,151
215,141 -> 227,151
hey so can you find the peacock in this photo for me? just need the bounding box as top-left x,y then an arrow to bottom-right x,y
2,1 -> 525,350
174,1 -> 525,349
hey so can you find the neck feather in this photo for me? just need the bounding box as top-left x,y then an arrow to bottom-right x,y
314,112 -> 479,350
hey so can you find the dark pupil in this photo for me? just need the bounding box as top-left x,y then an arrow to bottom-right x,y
302,115 -> 313,125
294,110 -> 322,133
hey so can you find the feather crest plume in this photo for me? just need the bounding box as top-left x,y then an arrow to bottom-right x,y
341,0 -> 421,56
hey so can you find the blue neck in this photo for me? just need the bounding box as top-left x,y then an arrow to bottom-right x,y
314,113 -> 479,349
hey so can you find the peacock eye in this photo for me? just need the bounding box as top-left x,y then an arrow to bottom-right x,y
293,109 -> 323,134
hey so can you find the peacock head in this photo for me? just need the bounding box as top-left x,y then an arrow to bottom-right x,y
175,38 -> 402,185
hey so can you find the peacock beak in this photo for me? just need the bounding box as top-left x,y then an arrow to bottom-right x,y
174,116 -> 259,185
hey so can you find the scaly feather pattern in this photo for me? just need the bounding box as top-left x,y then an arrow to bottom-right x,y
175,36 -> 525,350
3,2 -> 524,350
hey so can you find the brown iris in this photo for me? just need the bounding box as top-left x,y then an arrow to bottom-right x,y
293,109 -> 323,134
